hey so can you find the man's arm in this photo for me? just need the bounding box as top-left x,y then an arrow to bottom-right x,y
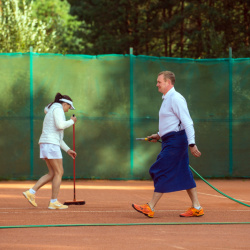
172,96 -> 201,157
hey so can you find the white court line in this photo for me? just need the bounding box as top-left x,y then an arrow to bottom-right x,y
0,208 -> 35,210
197,191 -> 250,203
0,209 -> 249,214
170,246 -> 187,250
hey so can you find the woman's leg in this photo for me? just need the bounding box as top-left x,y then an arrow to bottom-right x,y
32,159 -> 54,192
47,159 -> 64,199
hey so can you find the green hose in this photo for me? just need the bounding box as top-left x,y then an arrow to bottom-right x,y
1,222 -> 250,229
189,165 -> 250,207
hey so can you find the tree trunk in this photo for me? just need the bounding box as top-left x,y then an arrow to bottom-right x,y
180,0 -> 184,57
168,8 -> 172,57
243,1 -> 249,46
163,8 -> 168,57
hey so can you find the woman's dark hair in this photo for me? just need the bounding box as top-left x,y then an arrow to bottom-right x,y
48,93 -> 73,108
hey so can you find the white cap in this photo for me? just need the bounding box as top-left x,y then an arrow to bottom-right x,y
59,98 -> 75,110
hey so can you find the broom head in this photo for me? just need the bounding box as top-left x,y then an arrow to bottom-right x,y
64,200 -> 85,205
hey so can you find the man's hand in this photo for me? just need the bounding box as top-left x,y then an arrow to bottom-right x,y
67,149 -> 77,159
189,145 -> 201,157
147,133 -> 161,143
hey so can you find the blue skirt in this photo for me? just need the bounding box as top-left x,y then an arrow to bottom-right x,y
149,130 -> 196,193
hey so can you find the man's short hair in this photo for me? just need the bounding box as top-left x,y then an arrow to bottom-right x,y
158,71 -> 175,85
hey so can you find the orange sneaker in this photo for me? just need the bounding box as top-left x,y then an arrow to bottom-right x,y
180,207 -> 204,217
132,203 -> 154,218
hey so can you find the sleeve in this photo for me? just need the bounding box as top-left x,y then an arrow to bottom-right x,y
172,96 -> 195,145
53,108 -> 74,130
60,140 -> 70,152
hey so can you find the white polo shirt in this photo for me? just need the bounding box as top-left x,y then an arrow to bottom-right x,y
158,87 -> 195,145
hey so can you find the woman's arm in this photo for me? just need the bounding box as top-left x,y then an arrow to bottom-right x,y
60,140 -> 70,152
53,108 -> 74,130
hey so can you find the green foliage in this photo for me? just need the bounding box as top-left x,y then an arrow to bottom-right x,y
1,0 -> 249,57
0,0 -> 57,53
68,0 -> 250,58
30,0 -> 84,54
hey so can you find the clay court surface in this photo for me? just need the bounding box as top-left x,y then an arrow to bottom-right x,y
0,179 -> 250,249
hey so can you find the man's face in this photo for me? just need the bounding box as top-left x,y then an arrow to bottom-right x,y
156,74 -> 171,95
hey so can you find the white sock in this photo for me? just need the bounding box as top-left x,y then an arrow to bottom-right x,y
50,199 -> 57,203
194,206 -> 201,210
29,188 -> 36,194
147,203 -> 155,211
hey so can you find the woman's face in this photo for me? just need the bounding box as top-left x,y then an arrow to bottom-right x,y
62,103 -> 71,112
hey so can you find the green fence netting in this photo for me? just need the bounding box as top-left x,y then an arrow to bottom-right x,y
0,53 -> 249,180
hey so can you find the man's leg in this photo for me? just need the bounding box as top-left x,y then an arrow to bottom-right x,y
148,192 -> 163,210
186,187 -> 200,208
132,192 -> 163,218
179,187 -> 204,217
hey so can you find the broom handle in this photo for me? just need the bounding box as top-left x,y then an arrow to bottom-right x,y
73,116 -> 76,201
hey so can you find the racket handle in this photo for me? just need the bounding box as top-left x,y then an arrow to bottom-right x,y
136,137 -> 162,143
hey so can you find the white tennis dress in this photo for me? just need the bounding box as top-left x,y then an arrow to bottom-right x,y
39,103 -> 74,159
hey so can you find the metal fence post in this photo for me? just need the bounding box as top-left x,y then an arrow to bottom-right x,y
129,47 -> 134,179
30,46 -> 34,178
229,47 -> 233,176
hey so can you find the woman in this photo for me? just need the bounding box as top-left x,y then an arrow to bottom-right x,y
23,93 -> 77,209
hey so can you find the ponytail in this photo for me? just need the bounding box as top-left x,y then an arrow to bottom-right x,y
47,92 -> 73,109
48,92 -> 63,108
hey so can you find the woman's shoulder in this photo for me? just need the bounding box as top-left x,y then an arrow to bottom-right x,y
44,103 -> 63,115
51,103 -> 62,108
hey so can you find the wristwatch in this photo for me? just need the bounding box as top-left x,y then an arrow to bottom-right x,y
189,144 -> 195,147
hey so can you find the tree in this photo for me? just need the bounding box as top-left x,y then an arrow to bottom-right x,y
30,0 -> 84,54
68,0 -> 160,55
68,0 -> 250,58
0,0 -> 57,53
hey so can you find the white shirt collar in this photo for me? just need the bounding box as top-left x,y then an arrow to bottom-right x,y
162,87 -> 175,99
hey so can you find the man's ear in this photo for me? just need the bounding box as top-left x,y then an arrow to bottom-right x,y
167,79 -> 172,85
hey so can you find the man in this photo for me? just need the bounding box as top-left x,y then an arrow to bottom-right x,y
132,71 -> 204,217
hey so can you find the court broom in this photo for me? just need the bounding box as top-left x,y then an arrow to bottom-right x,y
64,115 -> 85,206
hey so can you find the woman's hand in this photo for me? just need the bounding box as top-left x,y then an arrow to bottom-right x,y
67,149 -> 77,159
71,116 -> 77,123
